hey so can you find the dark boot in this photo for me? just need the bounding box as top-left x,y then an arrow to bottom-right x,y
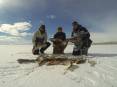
72,50 -> 81,56
40,42 -> 51,54
32,46 -> 39,55
33,49 -> 39,55
82,48 -> 88,56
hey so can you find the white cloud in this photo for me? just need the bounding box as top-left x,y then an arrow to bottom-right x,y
39,20 -> 45,25
0,22 -> 32,36
86,12 -> 117,43
0,22 -> 32,44
0,35 -> 31,44
0,0 -> 4,5
47,15 -> 56,20
0,36 -> 21,41
90,32 -> 116,43
0,35 -> 21,44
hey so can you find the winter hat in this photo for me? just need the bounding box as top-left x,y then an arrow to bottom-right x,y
72,21 -> 78,25
40,25 -> 45,29
58,27 -> 62,30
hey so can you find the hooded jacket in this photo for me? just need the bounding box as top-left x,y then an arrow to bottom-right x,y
32,30 -> 47,46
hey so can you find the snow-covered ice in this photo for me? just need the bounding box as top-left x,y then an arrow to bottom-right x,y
0,45 -> 117,87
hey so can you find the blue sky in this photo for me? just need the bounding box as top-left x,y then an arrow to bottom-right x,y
0,0 -> 117,44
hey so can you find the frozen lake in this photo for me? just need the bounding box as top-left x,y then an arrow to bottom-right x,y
0,45 -> 117,87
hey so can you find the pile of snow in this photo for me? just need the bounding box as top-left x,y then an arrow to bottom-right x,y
0,45 -> 117,87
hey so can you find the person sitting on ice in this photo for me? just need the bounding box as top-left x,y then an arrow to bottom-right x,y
51,27 -> 68,54
32,25 -> 51,55
71,21 -> 92,56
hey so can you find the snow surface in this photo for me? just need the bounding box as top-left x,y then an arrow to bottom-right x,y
0,45 -> 117,87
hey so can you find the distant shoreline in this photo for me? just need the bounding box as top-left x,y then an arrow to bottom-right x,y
0,43 -> 117,45
93,42 -> 117,45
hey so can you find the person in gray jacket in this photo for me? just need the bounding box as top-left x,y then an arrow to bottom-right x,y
32,25 -> 51,55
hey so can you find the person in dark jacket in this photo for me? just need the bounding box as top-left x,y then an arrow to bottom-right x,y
54,27 -> 66,41
51,27 -> 68,54
71,21 -> 92,56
